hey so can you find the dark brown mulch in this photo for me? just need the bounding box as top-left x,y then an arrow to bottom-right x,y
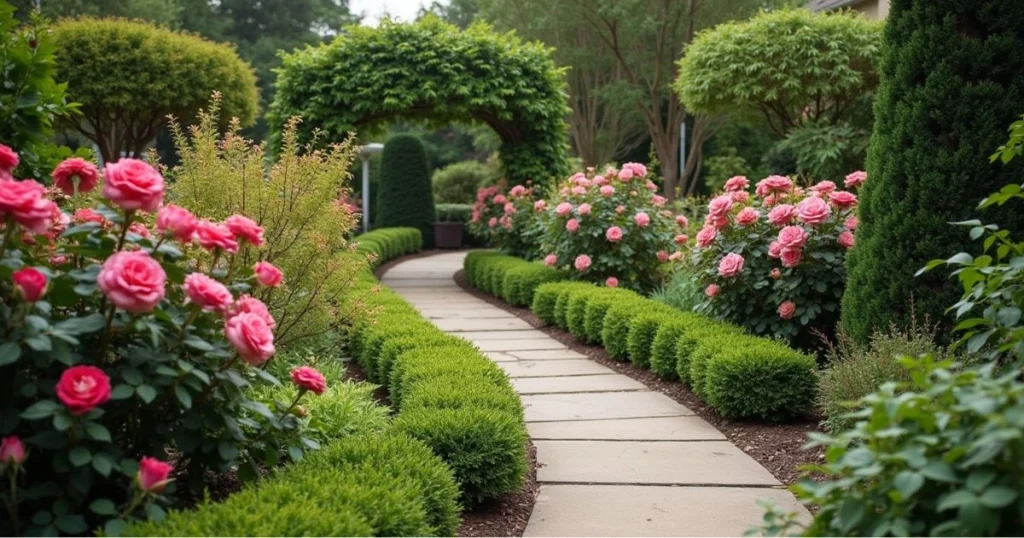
453,269 -> 824,487
457,441 -> 539,537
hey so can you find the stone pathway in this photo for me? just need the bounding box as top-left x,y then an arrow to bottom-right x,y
382,252 -> 809,537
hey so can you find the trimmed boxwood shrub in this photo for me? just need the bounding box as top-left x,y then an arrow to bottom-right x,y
553,283 -> 597,330
356,227 -> 423,268
402,377 -> 523,420
376,135 -> 438,247
703,341 -> 817,421
359,315 -> 437,382
581,289 -> 638,344
378,333 -> 464,390
566,288 -> 611,340
502,264 -> 564,306
675,323 -> 742,385
649,320 -> 688,380
601,297 -> 662,360
531,281 -> 590,325
389,346 -> 509,407
625,312 -> 677,368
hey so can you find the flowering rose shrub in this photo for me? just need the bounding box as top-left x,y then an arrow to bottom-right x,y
687,173 -> 864,345
0,145 -> 329,536
539,164 -> 681,291
468,181 -> 543,259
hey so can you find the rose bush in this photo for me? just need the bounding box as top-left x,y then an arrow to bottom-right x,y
468,181 -> 543,259
0,145 -> 329,536
686,173 -> 864,346
538,164 -> 681,291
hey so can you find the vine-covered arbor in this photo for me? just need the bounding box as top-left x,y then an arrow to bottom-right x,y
269,17 -> 571,185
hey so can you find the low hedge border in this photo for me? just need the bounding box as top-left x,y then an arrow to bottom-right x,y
464,255 -> 817,423
464,251 -> 566,307
356,227 -> 424,268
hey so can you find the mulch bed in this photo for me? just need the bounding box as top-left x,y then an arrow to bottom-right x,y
453,269 -> 825,487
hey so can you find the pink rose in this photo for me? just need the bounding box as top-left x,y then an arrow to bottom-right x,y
780,247 -> 803,268
645,181 -> 658,192
504,202 -> 516,215
845,216 -> 859,230
615,205 -> 625,214
736,207 -> 760,226
755,175 -> 793,197
566,218 -> 580,232
571,186 -> 587,195
0,144 -> 18,176
844,170 -> 867,189
770,268 -> 782,280
594,175 -> 608,186
838,230 -> 856,249
534,200 -> 547,212
605,226 -> 623,242
544,254 -> 558,267
156,204 -> 198,242
97,251 -> 166,313
74,208 -> 105,225
574,254 -> 592,272
767,204 -> 797,226
777,300 -> 796,320
184,273 -> 233,312
49,255 -> 68,266
724,176 -> 750,192
707,194 -> 734,219
634,212 -> 651,228
137,457 -> 173,493
777,226 -> 808,249
669,251 -> 683,261
705,284 -> 720,298
768,241 -> 783,258
500,216 -> 512,230
129,222 -> 151,238
254,261 -> 283,287
52,158 -> 100,195
291,366 -> 327,395
651,195 -> 666,207
674,234 -> 688,245
488,217 -> 498,228
657,250 -> 669,263
493,194 -> 507,205
225,214 -> 265,247
675,215 -> 689,228
195,220 -> 239,253
578,203 -> 592,215
763,194 -> 778,208
0,436 -> 26,465
695,226 -> 717,248
231,295 -> 276,329
13,267 -> 47,302
829,191 -> 858,209
102,159 -> 164,212
56,365 -> 111,415
471,209 -> 480,222
797,196 -> 832,225
555,202 -> 573,217
605,277 -> 619,288
600,185 -> 615,197
623,162 -> 648,178
718,252 -> 745,278
811,181 -> 836,195
0,179 -> 57,233
618,168 -> 634,181
706,214 -> 729,230
225,312 -> 275,365
731,190 -> 750,203
575,178 -> 592,188
509,185 -> 526,197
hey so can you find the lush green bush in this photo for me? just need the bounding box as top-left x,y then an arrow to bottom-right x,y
376,135 -> 438,247
601,297 -> 671,361
703,339 -> 817,421
582,288 -> 640,344
356,227 -> 424,268
270,17 -> 570,186
469,182 -> 546,259
626,312 -> 677,368
553,283 -> 597,329
464,251 -> 566,306
433,160 -> 493,203
566,288 -> 625,340
436,203 -> 473,223
841,0 -> 1024,344
675,322 -> 742,385
649,320 -> 689,380
651,267 -> 705,314
53,17 -> 258,162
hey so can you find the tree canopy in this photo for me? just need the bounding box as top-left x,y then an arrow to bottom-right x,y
269,16 -> 571,185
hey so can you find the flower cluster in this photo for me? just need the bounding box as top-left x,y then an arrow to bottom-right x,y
539,163 -> 682,291
687,171 -> 865,344
469,181 -> 543,259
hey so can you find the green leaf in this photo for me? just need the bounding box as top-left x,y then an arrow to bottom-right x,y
136,384 -> 157,404
893,471 -> 924,499
184,335 -> 214,352
110,384 -> 134,400
21,400 -> 59,420
52,313 -> 107,335
52,413 -> 72,432
83,422 -> 112,442
288,445 -> 304,462
922,461 -> 959,483
69,446 -> 91,467
55,514 -> 87,534
218,441 -> 238,461
145,503 -> 167,522
0,342 -> 21,366
89,498 -> 117,515
92,454 -> 113,476
837,498 -> 864,533
104,519 -> 128,537
978,486 -> 1017,508
25,334 -> 52,351
175,386 -> 192,409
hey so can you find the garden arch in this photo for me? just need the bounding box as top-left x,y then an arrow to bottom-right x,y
268,17 -> 571,186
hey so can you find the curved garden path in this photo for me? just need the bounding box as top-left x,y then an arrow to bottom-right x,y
382,251 -> 809,537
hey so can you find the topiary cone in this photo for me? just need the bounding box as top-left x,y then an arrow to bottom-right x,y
375,134 -> 438,247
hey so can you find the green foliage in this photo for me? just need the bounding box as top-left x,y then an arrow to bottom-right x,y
582,289 -> 639,344
649,321 -> 688,380
625,312 -> 675,369
759,356 -> 1024,536
464,251 -> 565,307
433,160 -> 493,203
566,288 -> 623,340
778,121 -> 871,182
376,134 -> 438,248
676,323 -> 742,385
651,267 -> 705,314
468,182 -> 546,260
702,146 -> 751,194
53,17 -> 258,162
601,298 -> 649,361
702,338 -> 817,421
270,16 -> 571,186
842,0 -> 1024,345
435,203 -> 472,223
356,228 -> 424,268
531,282 -> 565,324
677,8 -> 882,137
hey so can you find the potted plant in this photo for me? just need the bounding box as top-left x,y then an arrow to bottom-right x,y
434,203 -> 471,249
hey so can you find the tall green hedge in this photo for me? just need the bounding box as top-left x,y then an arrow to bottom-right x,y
376,135 -> 437,247
841,0 -> 1024,343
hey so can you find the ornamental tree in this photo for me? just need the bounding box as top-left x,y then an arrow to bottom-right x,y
52,17 -> 258,163
376,135 -> 438,247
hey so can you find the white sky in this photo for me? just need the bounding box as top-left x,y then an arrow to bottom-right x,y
351,0 -> 443,26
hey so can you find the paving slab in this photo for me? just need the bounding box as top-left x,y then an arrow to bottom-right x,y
528,416 -> 725,441
455,330 -> 553,341
534,440 -> 780,486
419,309 -> 518,319
499,360 -> 614,378
508,349 -> 588,360
512,374 -> 647,394
381,280 -> 459,288
434,318 -> 534,331
475,338 -> 568,352
524,484 -> 809,537
484,352 -> 520,362
522,391 -> 691,422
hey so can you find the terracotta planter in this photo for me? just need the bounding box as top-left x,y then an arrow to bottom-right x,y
433,222 -> 464,249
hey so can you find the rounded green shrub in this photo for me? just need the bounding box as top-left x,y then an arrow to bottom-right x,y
675,323 -> 742,385
360,316 -> 438,382
433,160 -> 493,203
650,321 -> 688,380
378,333 -> 460,389
582,289 -> 638,344
601,297 -> 652,360
625,312 -> 676,368
402,376 -> 523,420
532,282 -> 569,324
376,134 -> 438,247
501,263 -> 564,307
566,289 -> 609,340
391,346 -> 508,407
689,333 -> 758,398
552,283 -> 596,329
703,341 -> 817,421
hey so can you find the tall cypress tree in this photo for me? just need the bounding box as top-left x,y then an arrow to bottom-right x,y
841,0 -> 1024,343
376,134 -> 438,247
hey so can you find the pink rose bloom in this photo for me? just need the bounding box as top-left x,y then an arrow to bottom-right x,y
52,158 -> 100,195
718,252 -> 745,278
767,204 -> 797,226
844,170 -> 867,189
225,312 -> 275,365
755,175 -> 793,197
56,365 -> 111,415
736,207 -> 760,226
231,295 -> 276,329
555,202 -> 573,217
634,212 -> 651,228
623,162 -> 648,177
594,175 -> 608,186
185,272 -> 235,313
102,159 -> 164,212
695,226 -> 717,248
762,194 -> 778,207
845,216 -> 859,230
225,214 -> 265,247
674,234 -> 688,245
471,209 -> 480,222
838,230 -> 856,249
73,208 -> 105,225
195,220 -> 239,253
291,366 -> 327,395
571,186 -> 587,195
651,195 -> 667,207
724,176 -> 750,192
156,204 -> 198,242
618,168 -> 634,181
49,255 -> 68,266
669,251 -> 683,261
503,202 -> 516,215
731,190 -> 750,203
574,254 -> 592,272
675,215 -> 689,228
0,436 -> 26,465
777,300 -> 796,320
0,144 -> 18,176
560,187 -> 569,196
605,277 -> 619,288
500,216 -> 512,230
13,267 -> 47,302
780,247 -> 803,268
770,268 -> 782,280
488,217 -> 498,228
705,284 -> 720,298
707,194 -> 734,218
534,200 -> 547,212
129,222 -> 151,238
645,181 -> 658,192
254,261 -> 284,287
656,250 -> 668,263
615,205 -> 625,214
137,457 -> 173,493
797,196 -> 832,225
777,226 -> 808,249
0,179 -> 57,233
544,254 -> 558,267
493,194 -> 507,205
575,178 -> 592,188
768,241 -> 783,258
509,185 -> 526,197
566,218 -> 580,232
811,181 -> 837,195
829,191 -> 858,209
706,214 -> 730,230
605,226 -> 623,242
599,185 -> 615,197
578,203 -> 592,215
97,251 -> 166,313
